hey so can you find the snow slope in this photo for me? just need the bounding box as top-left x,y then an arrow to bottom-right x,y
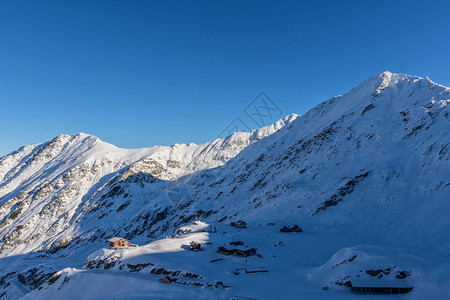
0,71 -> 449,299
21,220 -> 448,300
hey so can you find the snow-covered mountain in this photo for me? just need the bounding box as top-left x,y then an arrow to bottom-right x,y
0,114 -> 298,257
0,71 -> 449,299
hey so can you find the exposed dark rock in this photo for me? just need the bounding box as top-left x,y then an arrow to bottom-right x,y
361,104 -> 375,116
150,267 -> 202,279
17,268 -> 56,290
47,238 -> 75,254
332,255 -> 358,269
316,172 -> 369,214
395,270 -> 411,279
126,262 -> 154,272
47,272 -> 61,285
116,200 -> 130,212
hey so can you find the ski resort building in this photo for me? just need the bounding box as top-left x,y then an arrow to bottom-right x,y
107,237 -> 130,248
350,279 -> 414,294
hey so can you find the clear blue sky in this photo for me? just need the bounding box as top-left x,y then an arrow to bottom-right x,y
1,0 -> 450,156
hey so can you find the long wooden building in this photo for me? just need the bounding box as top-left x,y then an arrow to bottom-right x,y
350,279 -> 414,295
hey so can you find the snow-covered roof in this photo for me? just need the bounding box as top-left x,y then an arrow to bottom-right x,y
351,279 -> 413,288
107,237 -> 127,243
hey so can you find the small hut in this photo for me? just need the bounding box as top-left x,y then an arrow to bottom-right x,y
230,220 -> 247,228
107,237 -> 130,248
280,225 -> 302,233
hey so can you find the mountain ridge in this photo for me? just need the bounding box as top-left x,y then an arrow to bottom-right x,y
0,113 -> 299,257
0,72 -> 448,299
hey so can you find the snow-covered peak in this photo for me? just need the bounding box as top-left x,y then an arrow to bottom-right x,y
346,71 -> 449,101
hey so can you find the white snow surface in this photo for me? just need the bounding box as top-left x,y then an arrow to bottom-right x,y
0,72 -> 449,299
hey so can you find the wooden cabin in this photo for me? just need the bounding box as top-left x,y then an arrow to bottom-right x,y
350,279 -> 414,294
217,246 -> 233,256
217,246 -> 257,257
230,220 -> 247,228
107,237 -> 130,248
280,225 -> 302,233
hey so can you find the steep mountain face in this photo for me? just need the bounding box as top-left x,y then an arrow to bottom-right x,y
69,71 -> 449,251
0,72 -> 449,299
180,71 -> 450,248
0,114 -> 297,257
